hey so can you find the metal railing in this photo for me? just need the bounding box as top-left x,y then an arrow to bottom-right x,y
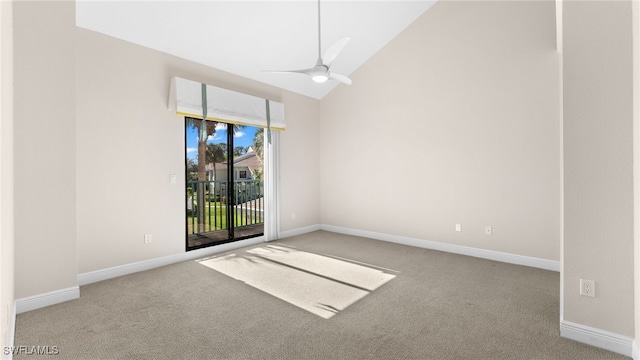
186,180 -> 264,235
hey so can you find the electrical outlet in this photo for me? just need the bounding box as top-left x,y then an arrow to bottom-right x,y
580,279 -> 595,297
455,224 -> 462,232
485,226 -> 493,235
144,234 -> 152,244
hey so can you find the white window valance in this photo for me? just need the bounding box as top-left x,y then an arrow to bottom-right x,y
168,76 -> 285,130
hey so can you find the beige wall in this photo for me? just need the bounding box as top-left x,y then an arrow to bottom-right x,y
279,93 -> 320,230
320,1 -> 561,261
0,0 -> 14,355
13,1 -> 78,299
75,28 -> 320,274
563,0 -> 635,337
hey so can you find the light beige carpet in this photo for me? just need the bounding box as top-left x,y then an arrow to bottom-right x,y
13,231 -> 629,359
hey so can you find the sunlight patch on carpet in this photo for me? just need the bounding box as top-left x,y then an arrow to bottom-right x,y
198,244 -> 396,319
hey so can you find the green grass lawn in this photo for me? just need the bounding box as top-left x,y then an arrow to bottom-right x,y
187,202 -> 229,234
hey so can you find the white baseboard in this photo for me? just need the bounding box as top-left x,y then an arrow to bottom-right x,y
15,286 -> 79,314
279,224 -> 321,239
77,224 -> 322,287
633,340 -> 639,360
320,224 -> 560,272
561,320 -> 633,357
14,237 -> 267,315
77,224 -> 558,289
78,236 -> 266,286
19,223 -> 560,316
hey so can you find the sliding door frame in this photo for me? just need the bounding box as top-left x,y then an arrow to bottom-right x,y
184,118 -> 270,251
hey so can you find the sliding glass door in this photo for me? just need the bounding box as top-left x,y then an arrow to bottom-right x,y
185,118 -> 264,250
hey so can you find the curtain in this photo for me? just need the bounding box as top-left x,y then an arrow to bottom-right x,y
169,76 -> 285,130
263,130 -> 280,241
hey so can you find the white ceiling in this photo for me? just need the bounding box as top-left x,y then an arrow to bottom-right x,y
76,1 -> 436,99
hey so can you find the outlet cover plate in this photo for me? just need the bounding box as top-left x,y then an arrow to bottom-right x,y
580,279 -> 595,297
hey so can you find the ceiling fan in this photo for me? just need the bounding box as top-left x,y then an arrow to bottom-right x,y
266,0 -> 352,85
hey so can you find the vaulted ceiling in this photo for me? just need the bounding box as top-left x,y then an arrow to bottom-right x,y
76,1 -> 437,99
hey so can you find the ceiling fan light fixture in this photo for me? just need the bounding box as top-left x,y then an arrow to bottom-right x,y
312,74 -> 329,83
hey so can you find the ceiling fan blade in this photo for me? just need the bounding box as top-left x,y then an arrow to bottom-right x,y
328,72 -> 352,85
323,37 -> 351,67
263,68 -> 314,75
